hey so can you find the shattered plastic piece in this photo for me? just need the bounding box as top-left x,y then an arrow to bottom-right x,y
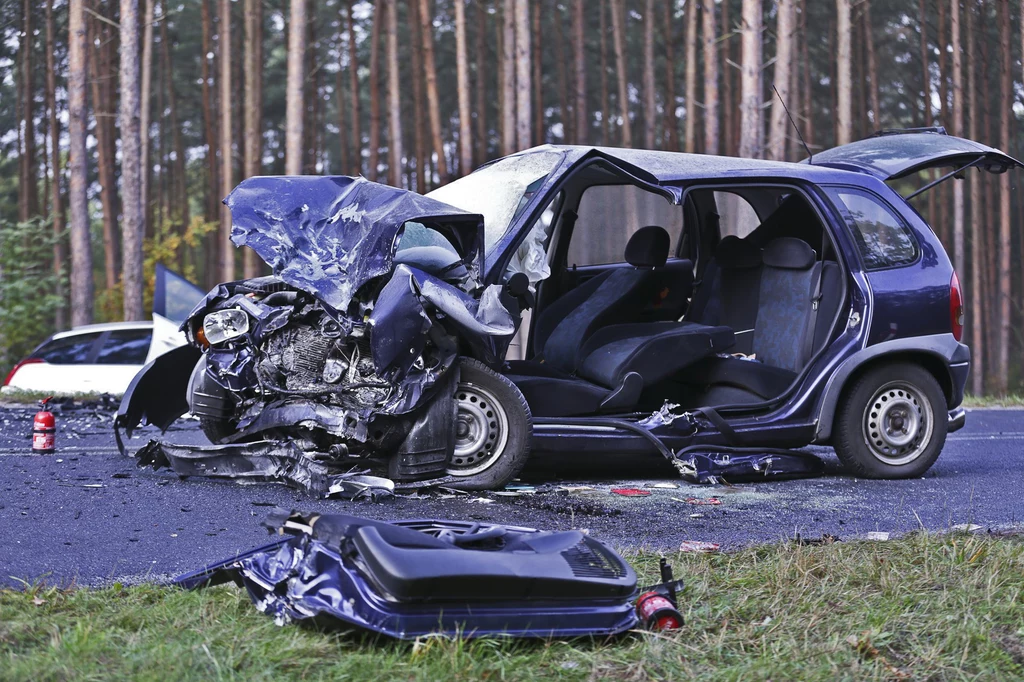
864,531 -> 890,541
177,510 -> 639,640
650,482 -> 680,489
671,448 -> 825,484
685,497 -> 722,506
611,488 -> 651,497
678,540 -> 720,553
951,523 -> 983,533
638,402 -> 686,429
468,497 -> 495,504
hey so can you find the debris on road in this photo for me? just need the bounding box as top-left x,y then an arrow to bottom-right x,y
864,531 -> 891,541
678,540 -> 721,553
683,497 -> 722,505
611,488 -> 651,497
177,509 -> 642,639
671,448 -> 825,484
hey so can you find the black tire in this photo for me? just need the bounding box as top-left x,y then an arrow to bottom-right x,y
199,416 -> 235,444
445,358 -> 532,491
833,362 -> 947,479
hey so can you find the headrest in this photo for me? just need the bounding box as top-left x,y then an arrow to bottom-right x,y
624,225 -> 670,268
715,235 -> 762,270
762,237 -> 815,270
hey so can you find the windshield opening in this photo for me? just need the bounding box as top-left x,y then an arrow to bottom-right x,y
426,150 -> 564,251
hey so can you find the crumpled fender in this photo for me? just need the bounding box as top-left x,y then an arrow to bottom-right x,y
116,344 -> 202,440
369,264 -> 515,379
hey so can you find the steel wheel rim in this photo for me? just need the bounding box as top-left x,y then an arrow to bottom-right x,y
862,381 -> 933,466
448,381 -> 509,477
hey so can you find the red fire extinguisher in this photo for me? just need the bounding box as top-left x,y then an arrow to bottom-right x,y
636,558 -> 684,631
32,398 -> 55,454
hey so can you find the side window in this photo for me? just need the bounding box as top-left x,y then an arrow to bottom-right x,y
96,329 -> 152,365
826,187 -> 918,269
568,185 -> 682,266
33,333 -> 103,364
713,191 -> 761,238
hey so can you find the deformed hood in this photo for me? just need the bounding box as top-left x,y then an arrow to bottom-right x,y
227,176 -> 485,311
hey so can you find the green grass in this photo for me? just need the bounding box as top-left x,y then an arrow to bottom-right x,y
0,388 -> 120,405
3,532 -> 1024,680
962,393 -> 1024,408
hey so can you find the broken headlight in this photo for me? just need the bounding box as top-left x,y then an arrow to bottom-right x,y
202,309 -> 250,346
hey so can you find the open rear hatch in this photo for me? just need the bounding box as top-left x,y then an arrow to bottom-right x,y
807,128 -> 1023,197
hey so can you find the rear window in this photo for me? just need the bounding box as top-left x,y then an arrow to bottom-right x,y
568,185 -> 682,266
713,191 -> 761,239
826,187 -> 919,269
96,329 -> 152,365
33,332 -> 103,364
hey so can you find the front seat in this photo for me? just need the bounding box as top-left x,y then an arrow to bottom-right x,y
509,225 -> 672,376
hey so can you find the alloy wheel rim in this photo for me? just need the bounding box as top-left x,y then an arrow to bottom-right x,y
448,381 -> 509,477
862,381 -> 933,466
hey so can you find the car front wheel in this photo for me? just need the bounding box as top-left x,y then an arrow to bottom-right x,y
445,358 -> 532,490
833,363 -> 947,479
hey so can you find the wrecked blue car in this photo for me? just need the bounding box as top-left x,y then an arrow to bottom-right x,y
118,130 -> 1019,491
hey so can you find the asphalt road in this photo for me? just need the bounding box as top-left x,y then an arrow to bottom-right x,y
1,403 -> 1022,587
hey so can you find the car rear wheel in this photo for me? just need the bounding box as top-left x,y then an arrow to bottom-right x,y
446,358 -> 532,491
833,363 -> 947,479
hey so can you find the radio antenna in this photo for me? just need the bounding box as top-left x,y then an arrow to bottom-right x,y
772,84 -> 812,163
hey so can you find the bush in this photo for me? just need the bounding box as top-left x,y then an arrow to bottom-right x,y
0,218 -> 66,374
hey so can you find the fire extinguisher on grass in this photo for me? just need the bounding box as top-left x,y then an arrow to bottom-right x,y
32,397 -> 56,454
636,558 -> 684,631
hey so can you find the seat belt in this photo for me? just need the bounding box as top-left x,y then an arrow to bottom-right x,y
801,232 -> 827,364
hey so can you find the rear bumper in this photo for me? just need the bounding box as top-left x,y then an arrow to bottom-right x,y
948,407 -> 966,433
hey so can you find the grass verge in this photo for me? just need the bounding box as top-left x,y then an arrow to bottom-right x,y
962,393 -> 1024,408
3,532 -> 1024,680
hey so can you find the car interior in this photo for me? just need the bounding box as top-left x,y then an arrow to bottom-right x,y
501,166 -> 846,419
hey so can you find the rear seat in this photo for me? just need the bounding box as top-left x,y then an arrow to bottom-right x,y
686,235 -> 763,354
682,237 -> 842,404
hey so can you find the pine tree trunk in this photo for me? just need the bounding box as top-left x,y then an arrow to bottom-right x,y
47,0 -> 66,329
767,0 -> 794,160
346,0 -> 361,175
938,0 -> 949,128
514,0 -> 531,151
285,0 -> 306,176
997,0 -> 1011,394
244,0 -> 263,277
68,0 -> 93,326
455,0 -> 472,175
721,0 -> 733,155
951,0 -> 964,278
386,0 -> 403,186
158,13 -> 186,239
219,0 -> 234,281
410,0 -> 428,189
702,0 -> 718,155
737,0 -> 763,158
120,0 -> 144,319
799,0 -> 812,149
501,0 -> 516,153
864,0 -> 880,129
683,0 -> 698,153
572,0 -> 587,144
967,0 -> 983,394
20,0 -> 39,221
642,0 -> 656,149
476,0 -> 490,164
610,0 -> 631,146
835,0 -> 852,146
88,8 -> 120,290
531,0 -> 543,146
599,0 -> 611,145
418,0 -> 449,181
139,0 -> 154,240
662,1 -> 678,151
200,0 -> 218,222
918,0 -> 931,126
553,7 -> 570,142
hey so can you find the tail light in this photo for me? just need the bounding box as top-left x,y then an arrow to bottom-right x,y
950,272 -> 964,342
3,357 -> 44,387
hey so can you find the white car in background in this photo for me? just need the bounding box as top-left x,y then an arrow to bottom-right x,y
1,265 -> 205,396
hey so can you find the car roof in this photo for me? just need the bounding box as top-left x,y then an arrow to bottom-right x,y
527,144 -> 865,184
50,320 -> 153,341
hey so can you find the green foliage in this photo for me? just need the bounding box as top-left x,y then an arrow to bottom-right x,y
0,218 -> 66,373
3,533 -> 1024,680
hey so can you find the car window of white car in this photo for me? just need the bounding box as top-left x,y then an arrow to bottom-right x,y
96,329 -> 153,365
34,332 -> 104,363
